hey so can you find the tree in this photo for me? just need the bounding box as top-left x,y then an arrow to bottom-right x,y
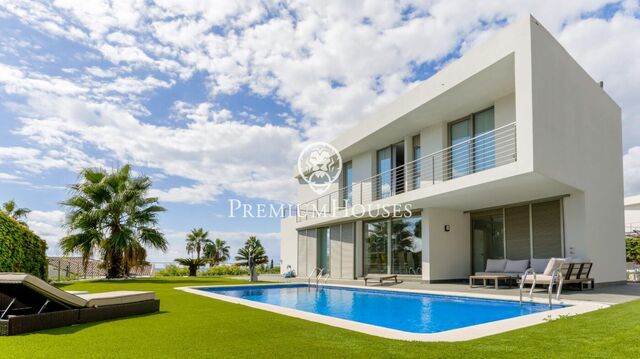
626,237 -> 640,264
186,228 -> 211,260
176,228 -> 214,276
235,236 -> 268,282
60,164 -> 168,278
204,238 -> 230,265
1,199 -> 31,224
175,257 -> 208,277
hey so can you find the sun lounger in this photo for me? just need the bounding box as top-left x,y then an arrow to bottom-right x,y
0,273 -> 159,336
364,274 -> 401,286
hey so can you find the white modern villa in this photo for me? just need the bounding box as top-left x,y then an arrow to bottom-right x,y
625,195 -> 640,235
280,16 -> 626,285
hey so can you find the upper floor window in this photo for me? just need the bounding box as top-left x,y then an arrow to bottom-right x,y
342,162 -> 353,207
448,107 -> 495,179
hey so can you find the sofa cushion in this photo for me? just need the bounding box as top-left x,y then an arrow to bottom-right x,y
504,259 -> 529,274
530,258 -> 550,274
543,257 -> 565,276
485,259 -> 507,272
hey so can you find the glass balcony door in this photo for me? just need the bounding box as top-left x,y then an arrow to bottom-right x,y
375,141 -> 404,200
449,107 -> 495,179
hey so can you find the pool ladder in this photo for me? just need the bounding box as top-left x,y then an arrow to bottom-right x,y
307,268 -> 329,288
519,268 -> 564,309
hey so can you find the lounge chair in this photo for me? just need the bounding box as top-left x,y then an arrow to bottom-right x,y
364,274 -> 401,286
0,273 -> 159,336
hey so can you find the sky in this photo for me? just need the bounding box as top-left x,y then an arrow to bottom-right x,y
0,0 -> 639,265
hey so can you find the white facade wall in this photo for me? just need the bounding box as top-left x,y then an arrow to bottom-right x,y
421,209 -> 470,282
279,216 -> 298,275
529,20 -> 625,282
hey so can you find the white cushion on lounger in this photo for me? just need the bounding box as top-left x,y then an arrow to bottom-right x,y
78,291 -> 155,307
504,259 -> 529,273
485,259 -> 507,272
530,258 -> 550,274
543,258 -> 565,276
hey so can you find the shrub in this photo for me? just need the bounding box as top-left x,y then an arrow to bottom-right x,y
626,237 -> 640,264
258,266 -> 281,274
155,264 -> 189,277
0,211 -> 48,278
200,265 -> 248,276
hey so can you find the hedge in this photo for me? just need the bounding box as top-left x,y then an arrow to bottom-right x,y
0,211 -> 48,278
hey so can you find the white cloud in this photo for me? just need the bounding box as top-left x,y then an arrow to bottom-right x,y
1,0 -> 640,204
26,210 -> 66,254
0,172 -> 21,181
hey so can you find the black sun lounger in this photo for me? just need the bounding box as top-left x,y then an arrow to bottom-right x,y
0,273 -> 159,336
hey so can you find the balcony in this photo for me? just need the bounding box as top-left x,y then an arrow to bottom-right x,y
296,122 -> 517,222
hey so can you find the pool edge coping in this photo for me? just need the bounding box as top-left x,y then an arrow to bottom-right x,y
175,283 -> 609,342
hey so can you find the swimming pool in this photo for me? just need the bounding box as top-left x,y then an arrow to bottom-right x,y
195,284 -> 567,334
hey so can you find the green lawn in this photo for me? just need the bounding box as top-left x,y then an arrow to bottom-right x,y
0,277 -> 639,358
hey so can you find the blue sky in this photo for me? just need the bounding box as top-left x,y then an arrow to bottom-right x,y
0,1 -> 639,264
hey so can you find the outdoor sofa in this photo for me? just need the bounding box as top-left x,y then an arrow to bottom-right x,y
0,273 -> 159,336
470,258 -> 594,291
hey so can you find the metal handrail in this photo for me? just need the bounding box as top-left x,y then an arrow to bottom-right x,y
296,122 -> 517,222
519,267 -> 564,309
315,268 -> 325,286
322,273 -> 331,285
307,268 -> 321,286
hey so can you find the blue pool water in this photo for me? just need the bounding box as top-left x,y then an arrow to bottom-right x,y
199,284 -> 564,333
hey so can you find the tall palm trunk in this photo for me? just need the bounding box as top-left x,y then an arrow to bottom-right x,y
107,250 -> 125,278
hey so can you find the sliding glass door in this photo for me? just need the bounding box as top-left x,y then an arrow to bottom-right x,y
317,228 -> 330,274
375,141 -> 405,200
365,216 -> 422,275
471,210 -> 504,274
449,108 -> 495,179
365,221 -> 388,274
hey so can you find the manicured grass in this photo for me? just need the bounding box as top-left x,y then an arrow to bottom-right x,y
1,277 -> 639,358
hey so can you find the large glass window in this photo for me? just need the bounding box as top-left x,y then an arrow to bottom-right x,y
375,141 -> 404,200
317,228 -> 330,274
342,162 -> 353,207
471,210 -> 504,274
449,108 -> 495,179
391,217 -> 422,275
412,135 -> 421,190
365,221 -> 388,274
473,108 -> 496,172
471,199 -> 564,274
365,216 -> 422,275
449,118 -> 472,178
376,147 -> 392,200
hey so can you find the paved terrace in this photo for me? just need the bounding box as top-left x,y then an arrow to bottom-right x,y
255,274 -> 640,305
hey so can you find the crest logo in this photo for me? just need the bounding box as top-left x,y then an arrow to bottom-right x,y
298,142 -> 342,194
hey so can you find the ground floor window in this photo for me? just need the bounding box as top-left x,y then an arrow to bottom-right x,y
365,216 -> 422,275
471,199 -> 563,273
317,227 -> 330,274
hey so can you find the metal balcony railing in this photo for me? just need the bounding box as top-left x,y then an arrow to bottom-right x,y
296,122 -> 517,222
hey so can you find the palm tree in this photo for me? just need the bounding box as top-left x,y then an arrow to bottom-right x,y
185,228 -> 211,260
204,238 -> 230,265
175,257 -> 208,277
2,199 -> 31,224
235,236 -> 268,282
60,164 -> 168,278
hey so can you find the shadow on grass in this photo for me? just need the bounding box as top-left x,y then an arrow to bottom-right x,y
19,310 -> 170,336
112,278 -> 251,286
